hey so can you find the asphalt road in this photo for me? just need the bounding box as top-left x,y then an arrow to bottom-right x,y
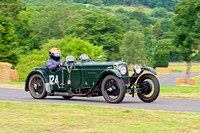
0,88 -> 200,113
158,72 -> 199,86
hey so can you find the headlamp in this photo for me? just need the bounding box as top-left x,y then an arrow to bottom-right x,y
119,65 -> 127,75
133,64 -> 141,74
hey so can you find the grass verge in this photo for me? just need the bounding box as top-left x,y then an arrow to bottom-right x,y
169,62 -> 200,72
160,86 -> 200,99
0,82 -> 24,86
0,101 -> 200,133
193,75 -> 200,85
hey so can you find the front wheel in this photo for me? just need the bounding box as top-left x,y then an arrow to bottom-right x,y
28,74 -> 47,99
101,75 -> 125,103
137,74 -> 160,102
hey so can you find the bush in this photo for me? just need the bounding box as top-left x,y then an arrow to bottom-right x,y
16,36 -> 105,81
153,49 -> 169,68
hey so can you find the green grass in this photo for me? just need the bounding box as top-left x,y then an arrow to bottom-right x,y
193,75 -> 200,85
0,82 -> 25,86
160,86 -> 200,99
169,62 -> 200,72
103,5 -> 153,14
0,101 -> 200,133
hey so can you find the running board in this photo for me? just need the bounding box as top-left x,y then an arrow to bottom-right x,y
53,92 -> 87,97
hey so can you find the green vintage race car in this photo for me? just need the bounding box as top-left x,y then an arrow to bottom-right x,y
25,54 -> 160,103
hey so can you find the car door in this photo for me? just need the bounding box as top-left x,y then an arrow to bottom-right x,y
48,69 -> 64,91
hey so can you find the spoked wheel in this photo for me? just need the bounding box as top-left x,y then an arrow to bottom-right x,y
137,74 -> 160,102
28,74 -> 47,99
101,75 -> 125,103
62,96 -> 73,99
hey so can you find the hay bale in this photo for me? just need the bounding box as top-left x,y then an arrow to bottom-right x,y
0,62 -> 19,82
0,69 -> 11,82
10,69 -> 19,82
155,67 -> 172,73
176,78 -> 196,85
191,70 -> 200,74
0,62 -> 12,69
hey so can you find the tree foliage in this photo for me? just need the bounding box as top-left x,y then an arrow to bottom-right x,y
151,7 -> 168,18
120,31 -> 146,65
30,4 -> 83,45
174,0 -> 200,62
16,36 -> 105,81
65,12 -> 124,61
0,16 -> 18,66
152,22 -> 163,40
0,0 -> 26,65
153,39 -> 173,67
173,0 -> 200,83
72,0 -> 181,11
128,10 -> 151,26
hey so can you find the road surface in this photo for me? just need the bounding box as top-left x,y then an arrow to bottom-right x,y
158,72 -> 199,86
0,88 -> 200,112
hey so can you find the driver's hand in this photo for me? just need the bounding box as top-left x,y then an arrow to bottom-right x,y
57,62 -> 64,68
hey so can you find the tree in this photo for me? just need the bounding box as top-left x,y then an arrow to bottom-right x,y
160,18 -> 170,32
151,7 -> 168,18
120,31 -> 146,65
153,39 -> 173,68
128,10 -> 151,26
65,13 -> 124,61
152,21 -> 163,40
0,0 -> 25,66
127,19 -> 143,32
30,4 -> 82,45
143,27 -> 157,66
173,0 -> 200,84
14,11 -> 37,54
0,16 -> 18,66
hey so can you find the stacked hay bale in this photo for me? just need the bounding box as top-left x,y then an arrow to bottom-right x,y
155,67 -> 172,74
0,62 -> 19,82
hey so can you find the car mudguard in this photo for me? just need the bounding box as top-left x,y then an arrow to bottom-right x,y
25,70 -> 50,92
89,69 -> 122,91
141,67 -> 157,75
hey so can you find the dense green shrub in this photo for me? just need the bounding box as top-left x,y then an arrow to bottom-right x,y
153,50 -> 169,68
16,36 -> 105,81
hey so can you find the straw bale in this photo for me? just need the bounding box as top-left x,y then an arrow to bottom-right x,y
0,62 -> 12,69
10,69 -> 19,82
0,69 -> 11,82
0,62 -> 19,82
155,67 -> 172,73
176,78 -> 196,85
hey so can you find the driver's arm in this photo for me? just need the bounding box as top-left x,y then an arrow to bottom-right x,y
45,60 -> 60,71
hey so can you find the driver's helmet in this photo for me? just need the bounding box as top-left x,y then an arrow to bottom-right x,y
49,47 -> 61,60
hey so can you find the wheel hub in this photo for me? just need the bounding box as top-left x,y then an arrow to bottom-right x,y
107,87 -> 113,92
33,80 -> 43,94
140,81 -> 152,95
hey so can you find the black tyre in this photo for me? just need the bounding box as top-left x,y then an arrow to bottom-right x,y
137,74 -> 160,102
101,75 -> 125,103
28,74 -> 47,99
62,96 -> 73,99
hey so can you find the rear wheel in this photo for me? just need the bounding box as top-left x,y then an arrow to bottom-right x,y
101,75 -> 125,103
137,74 -> 160,102
28,74 -> 47,99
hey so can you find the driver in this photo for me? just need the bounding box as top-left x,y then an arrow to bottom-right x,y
45,47 -> 64,72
